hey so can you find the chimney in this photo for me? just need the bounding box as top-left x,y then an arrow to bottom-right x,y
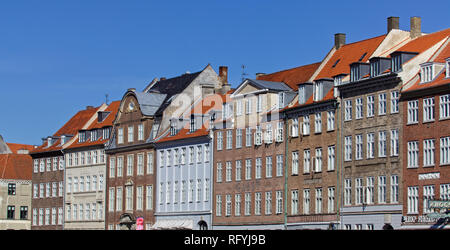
410,16 -> 422,39
218,66 -> 230,95
219,66 -> 228,84
160,77 -> 166,81
387,16 -> 399,33
334,33 -> 346,49
127,88 -> 136,92
256,73 -> 266,78
86,106 -> 94,110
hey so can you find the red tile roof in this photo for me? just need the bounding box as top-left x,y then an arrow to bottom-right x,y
403,42 -> 450,92
6,143 -> 35,154
256,62 -> 321,90
31,106 -> 101,154
314,35 -> 387,80
66,101 -> 120,150
0,153 -> 32,180
397,28 -> 450,54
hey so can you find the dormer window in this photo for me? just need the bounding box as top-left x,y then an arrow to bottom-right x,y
298,86 -> 306,104
278,92 -> 285,109
91,130 -> 97,141
313,82 -> 323,102
334,75 -> 343,86
170,120 -> 177,136
350,63 -> 369,82
209,112 -> 216,130
190,115 -> 196,133
392,54 -> 402,72
47,138 -> 53,147
370,60 -> 380,77
350,65 -> 360,82
79,132 -> 86,143
420,63 -> 433,83
446,58 -> 450,78
103,127 -> 111,140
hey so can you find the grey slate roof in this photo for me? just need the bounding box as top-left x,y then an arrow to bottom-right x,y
134,92 -> 167,116
245,78 -> 293,91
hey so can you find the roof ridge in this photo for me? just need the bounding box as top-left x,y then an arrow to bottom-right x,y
340,34 -> 387,47
258,62 -> 322,77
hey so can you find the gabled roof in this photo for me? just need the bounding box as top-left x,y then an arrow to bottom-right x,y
256,62 -> 321,90
0,154 -> 32,180
314,34 -> 387,80
403,41 -> 450,93
31,106 -> 100,154
66,101 -> 121,150
147,71 -> 202,115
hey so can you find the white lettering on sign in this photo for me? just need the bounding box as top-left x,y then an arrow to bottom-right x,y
418,172 -> 440,180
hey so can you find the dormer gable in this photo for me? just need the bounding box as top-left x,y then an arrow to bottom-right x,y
420,61 -> 445,83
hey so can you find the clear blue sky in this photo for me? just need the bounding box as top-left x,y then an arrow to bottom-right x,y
1,0 -> 449,145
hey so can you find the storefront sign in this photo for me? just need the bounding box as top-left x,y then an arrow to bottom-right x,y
428,200 -> 450,209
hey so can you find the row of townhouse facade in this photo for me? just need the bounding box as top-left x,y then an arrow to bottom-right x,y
28,16 -> 450,230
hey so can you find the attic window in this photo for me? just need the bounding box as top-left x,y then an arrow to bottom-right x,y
370,60 -> 380,77
79,132 -> 86,143
392,54 -> 402,72
421,64 -> 433,83
170,121 -> 177,136
313,82 -> 324,102
278,92 -> 285,109
190,115 -> 196,133
350,65 -> 361,82
332,59 -> 340,68
103,127 -> 111,140
358,52 -> 367,62
446,58 -> 450,78
298,86 -> 306,105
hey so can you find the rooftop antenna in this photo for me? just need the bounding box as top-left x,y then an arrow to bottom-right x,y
241,64 -> 249,82
105,94 -> 109,105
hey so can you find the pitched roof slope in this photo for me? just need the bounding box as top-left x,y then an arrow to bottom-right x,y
397,28 -> 450,54
314,34 -> 387,80
6,143 -> 35,154
256,62 -> 321,90
31,106 -> 100,154
0,154 -> 32,180
403,41 -> 450,92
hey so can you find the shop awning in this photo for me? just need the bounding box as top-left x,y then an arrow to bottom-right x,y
151,219 -> 194,230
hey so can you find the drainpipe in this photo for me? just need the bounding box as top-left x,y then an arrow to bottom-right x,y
339,92 -> 344,229
284,114 -> 289,230
335,100 -> 341,230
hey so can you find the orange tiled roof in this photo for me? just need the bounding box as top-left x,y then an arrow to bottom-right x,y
67,101 -> 120,150
0,153 -> 32,180
256,62 -> 322,90
315,35 -> 387,80
6,143 -> 35,154
396,28 -> 450,54
403,42 -> 450,92
31,106 -> 100,154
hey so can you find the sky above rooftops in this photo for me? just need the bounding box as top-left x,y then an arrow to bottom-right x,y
0,0 -> 449,145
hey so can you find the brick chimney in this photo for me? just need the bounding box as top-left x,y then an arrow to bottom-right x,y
334,33 -> 346,49
410,16 -> 422,39
86,106 -> 94,110
387,16 -> 399,33
218,66 -> 231,95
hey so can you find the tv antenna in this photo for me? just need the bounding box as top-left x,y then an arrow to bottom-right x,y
105,94 -> 109,105
241,64 -> 249,82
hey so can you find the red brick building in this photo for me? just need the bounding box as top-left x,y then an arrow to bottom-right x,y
400,34 -> 450,229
